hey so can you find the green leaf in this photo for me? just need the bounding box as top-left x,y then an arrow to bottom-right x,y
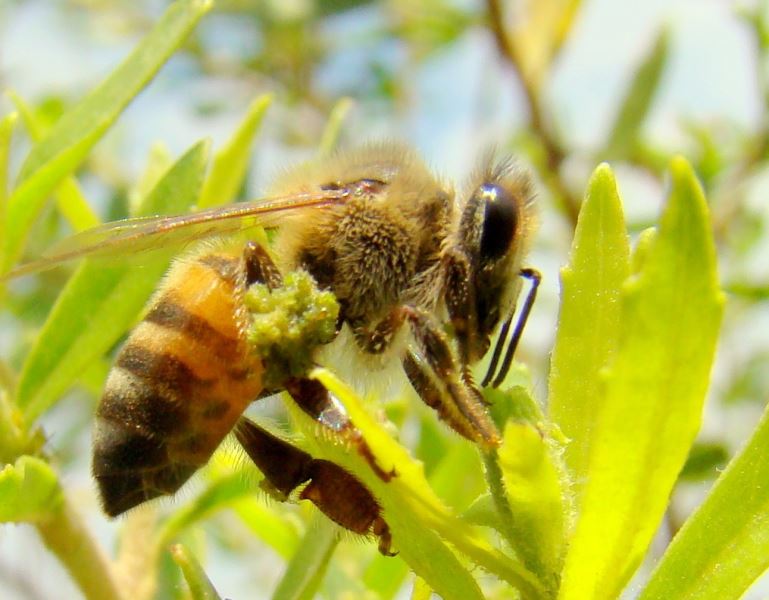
484,387 -> 568,594
548,164 -> 629,500
131,142 -> 174,213
427,437 -> 486,513
0,111 -> 17,241
158,471 -> 257,546
604,29 -> 669,158
7,91 -> 100,232
639,402 -> 769,600
296,368 -> 548,600
0,0 -> 212,272
198,94 -> 272,209
461,494 -> 502,530
170,543 -> 223,600
678,441 -> 729,482
232,497 -> 302,560
362,552 -> 410,600
317,97 -> 354,156
0,456 -> 63,522
16,140 -> 209,421
558,158 -> 724,600
411,577 -> 433,600
271,513 -> 338,600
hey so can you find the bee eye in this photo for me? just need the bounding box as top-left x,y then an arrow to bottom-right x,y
479,184 -> 518,260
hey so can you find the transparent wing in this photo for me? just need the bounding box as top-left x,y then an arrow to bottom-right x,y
3,189 -> 349,279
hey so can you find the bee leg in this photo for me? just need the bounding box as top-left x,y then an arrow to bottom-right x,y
353,305 -> 499,446
243,240 -> 283,289
402,307 -> 501,448
284,377 -> 395,482
350,304 -> 500,447
235,417 -> 395,556
351,308 -> 408,354
402,350 -> 483,440
443,250 -> 480,365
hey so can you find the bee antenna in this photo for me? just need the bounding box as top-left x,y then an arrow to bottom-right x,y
483,268 -> 541,389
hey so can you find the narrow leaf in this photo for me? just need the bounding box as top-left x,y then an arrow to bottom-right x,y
604,29 -> 670,158
548,164 -> 629,500
8,91 -> 100,232
300,368 -> 548,600
493,390 -> 568,593
232,498 -> 301,560
0,112 -> 17,245
271,513 -> 338,600
198,94 -> 272,209
362,552 -> 410,600
318,97 -> 354,156
170,543 -> 222,600
411,577 -> 433,600
558,158 -> 724,600
0,0 -> 212,272
0,456 -> 63,523
16,141 -> 209,421
158,472 -> 256,546
639,403 -> 769,600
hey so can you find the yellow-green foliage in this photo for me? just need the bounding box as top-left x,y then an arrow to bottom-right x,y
1,1 -> 768,600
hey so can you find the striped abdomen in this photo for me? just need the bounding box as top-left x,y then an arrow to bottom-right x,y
93,251 -> 264,516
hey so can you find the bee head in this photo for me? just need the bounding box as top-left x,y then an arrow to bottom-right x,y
452,160 -> 535,362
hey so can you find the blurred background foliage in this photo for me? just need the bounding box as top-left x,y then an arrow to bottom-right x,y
1,0 -> 769,598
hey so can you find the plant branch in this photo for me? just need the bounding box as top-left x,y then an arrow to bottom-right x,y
36,496 -> 125,600
115,506 -> 160,600
485,0 -> 580,226
710,9 -> 769,239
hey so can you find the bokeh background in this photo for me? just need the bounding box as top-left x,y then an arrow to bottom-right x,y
1,0 -> 768,598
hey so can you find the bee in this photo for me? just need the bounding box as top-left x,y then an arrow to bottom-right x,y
5,142 -> 539,556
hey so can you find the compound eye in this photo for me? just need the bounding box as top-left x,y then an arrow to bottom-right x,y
479,183 -> 518,261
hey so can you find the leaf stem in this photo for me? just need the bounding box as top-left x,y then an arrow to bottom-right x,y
36,495 -> 125,600
170,543 -> 223,600
482,449 -> 518,550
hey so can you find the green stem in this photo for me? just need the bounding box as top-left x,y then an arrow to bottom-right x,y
170,544 -> 222,600
482,449 -> 519,549
482,449 -> 555,597
116,506 -> 160,600
36,496 -> 124,600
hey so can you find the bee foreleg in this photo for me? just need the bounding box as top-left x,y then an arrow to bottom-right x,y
284,377 -> 396,482
351,307 -> 409,354
243,241 -> 283,289
235,417 -> 395,556
443,250 -> 482,364
403,307 -> 501,448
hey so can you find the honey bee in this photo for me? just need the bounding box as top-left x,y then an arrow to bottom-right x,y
5,142 -> 539,556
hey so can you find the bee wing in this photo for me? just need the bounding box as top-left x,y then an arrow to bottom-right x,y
3,189 -> 348,279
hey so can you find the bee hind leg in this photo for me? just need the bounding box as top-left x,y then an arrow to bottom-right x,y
284,377 -> 395,482
235,417 -> 395,556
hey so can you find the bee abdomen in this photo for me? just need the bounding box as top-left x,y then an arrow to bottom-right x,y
93,253 -> 264,516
